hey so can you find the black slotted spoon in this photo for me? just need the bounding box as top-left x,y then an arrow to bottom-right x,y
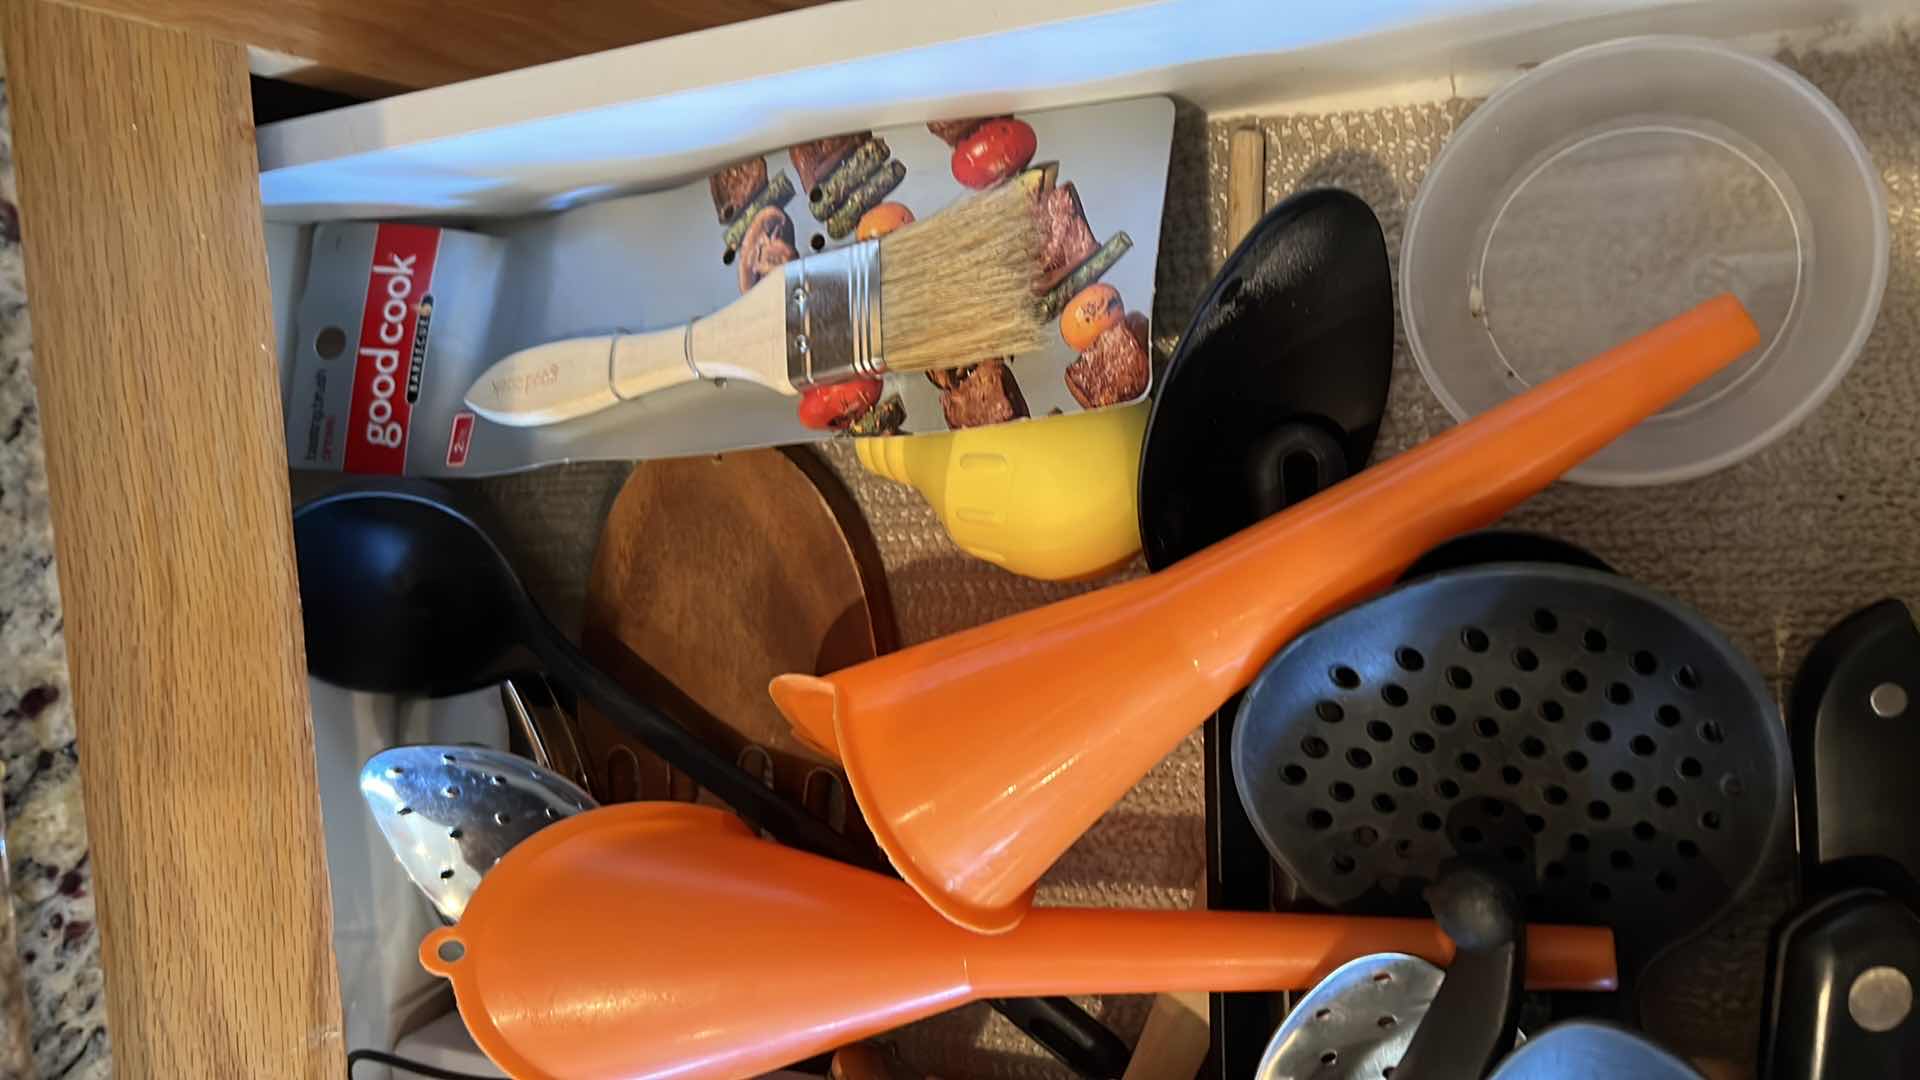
1233,563 -> 1790,1005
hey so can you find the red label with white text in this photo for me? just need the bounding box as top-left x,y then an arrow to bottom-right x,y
446,411 -> 476,467
345,224 -> 441,473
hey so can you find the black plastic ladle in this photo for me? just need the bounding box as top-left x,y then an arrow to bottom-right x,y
293,483 -> 853,860
292,482 -> 1132,1079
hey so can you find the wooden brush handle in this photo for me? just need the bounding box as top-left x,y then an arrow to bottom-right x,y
613,275 -> 792,399
464,272 -> 793,426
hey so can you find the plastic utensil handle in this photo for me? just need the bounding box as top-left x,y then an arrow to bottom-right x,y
985,997 -> 1132,1079
517,606 -> 1128,1077
517,601 -> 860,862
1393,869 -> 1525,1078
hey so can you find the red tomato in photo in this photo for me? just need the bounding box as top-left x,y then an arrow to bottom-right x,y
797,379 -> 883,430
951,118 -> 1038,190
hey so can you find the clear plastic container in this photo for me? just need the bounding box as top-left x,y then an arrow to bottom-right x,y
1402,36 -> 1887,486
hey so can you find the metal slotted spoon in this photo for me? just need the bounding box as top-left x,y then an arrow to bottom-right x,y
361,744 -> 595,921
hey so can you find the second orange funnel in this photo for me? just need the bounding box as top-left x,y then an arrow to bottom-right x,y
771,296 -> 1762,933
424,803 -> 1615,1080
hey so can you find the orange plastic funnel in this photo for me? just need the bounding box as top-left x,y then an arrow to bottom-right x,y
770,295 -> 1760,932
422,803 -> 1615,1080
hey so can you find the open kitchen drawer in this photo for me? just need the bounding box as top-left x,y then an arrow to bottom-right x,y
18,0 -> 1910,1076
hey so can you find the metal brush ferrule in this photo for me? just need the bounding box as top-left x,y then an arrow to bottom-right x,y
784,239 -> 884,390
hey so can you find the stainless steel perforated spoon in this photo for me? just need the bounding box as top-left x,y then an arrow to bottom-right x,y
361,744 -> 595,921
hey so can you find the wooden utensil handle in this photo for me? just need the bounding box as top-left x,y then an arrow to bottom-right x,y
613,271 -> 792,397
1226,127 -> 1266,247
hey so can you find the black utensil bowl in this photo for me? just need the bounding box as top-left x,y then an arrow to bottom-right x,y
1234,564 -> 1790,988
1138,188 -> 1393,571
293,487 -> 525,696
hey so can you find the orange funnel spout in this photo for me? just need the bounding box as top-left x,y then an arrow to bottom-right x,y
770,296 -> 1762,932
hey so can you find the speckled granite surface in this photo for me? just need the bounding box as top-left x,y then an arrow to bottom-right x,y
0,55 -> 111,1080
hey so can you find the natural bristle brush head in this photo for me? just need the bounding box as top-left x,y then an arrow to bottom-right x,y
878,182 -> 1049,373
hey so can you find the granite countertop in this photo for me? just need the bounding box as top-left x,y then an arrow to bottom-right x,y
0,58 -> 111,1080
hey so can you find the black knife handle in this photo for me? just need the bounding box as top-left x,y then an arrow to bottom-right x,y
1790,598 -> 1920,905
1761,888 -> 1920,1079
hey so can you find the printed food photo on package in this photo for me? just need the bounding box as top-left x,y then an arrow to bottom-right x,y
710,101 -> 1170,438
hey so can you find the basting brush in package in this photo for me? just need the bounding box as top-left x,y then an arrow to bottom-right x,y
282,97 -> 1173,477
